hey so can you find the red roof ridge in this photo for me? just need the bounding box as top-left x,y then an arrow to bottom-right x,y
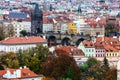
0,36 -> 47,45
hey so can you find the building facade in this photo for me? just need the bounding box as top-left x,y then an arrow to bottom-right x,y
0,67 -> 43,80
11,21 -> 31,37
0,36 -> 47,52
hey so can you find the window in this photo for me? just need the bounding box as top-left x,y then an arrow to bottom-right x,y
101,54 -> 102,57
96,32 -> 100,36
103,54 -> 104,57
113,54 -> 114,56
98,54 -> 100,57
89,49 -> 91,52
4,48 -> 6,50
110,54 -> 111,56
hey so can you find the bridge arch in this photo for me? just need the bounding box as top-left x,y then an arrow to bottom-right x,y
76,38 -> 85,46
48,36 -> 57,46
61,37 -> 71,46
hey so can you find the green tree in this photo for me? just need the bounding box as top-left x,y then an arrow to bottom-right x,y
86,57 -> 99,68
80,57 -> 105,80
20,30 -> 27,36
17,44 -> 49,74
105,23 -> 118,36
102,57 -> 109,70
0,64 -> 4,70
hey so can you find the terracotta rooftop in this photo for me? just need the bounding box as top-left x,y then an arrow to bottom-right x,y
0,36 -> 47,45
55,46 -> 84,56
82,41 -> 94,48
95,37 -> 120,51
0,68 -> 38,79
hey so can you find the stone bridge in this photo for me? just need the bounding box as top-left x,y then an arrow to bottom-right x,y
43,33 -> 90,46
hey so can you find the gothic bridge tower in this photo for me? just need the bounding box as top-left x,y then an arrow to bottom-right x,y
31,3 -> 43,35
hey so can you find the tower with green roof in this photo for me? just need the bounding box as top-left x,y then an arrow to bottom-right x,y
78,4 -> 82,14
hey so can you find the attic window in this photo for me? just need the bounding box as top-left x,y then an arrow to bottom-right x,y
90,44 -> 93,46
110,50 -> 113,52
85,44 -> 87,46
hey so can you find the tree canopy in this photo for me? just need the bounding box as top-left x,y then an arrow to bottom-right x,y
41,50 -> 81,80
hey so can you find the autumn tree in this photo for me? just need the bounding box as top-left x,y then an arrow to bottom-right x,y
0,52 -> 19,68
16,44 -> 49,74
0,22 -> 14,40
6,24 -> 14,37
103,68 -> 117,80
80,57 -> 105,80
41,50 -> 81,80
0,22 -> 5,40
105,23 -> 118,36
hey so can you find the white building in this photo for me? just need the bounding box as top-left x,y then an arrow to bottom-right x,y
0,36 -> 47,52
73,15 -> 89,35
0,66 -> 43,80
43,23 -> 53,33
11,21 -> 31,37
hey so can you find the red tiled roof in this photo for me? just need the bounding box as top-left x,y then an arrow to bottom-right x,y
95,37 -> 120,51
55,46 -> 84,56
0,68 -> 38,79
87,17 -> 106,27
102,43 -> 119,52
82,41 -> 94,48
0,36 -> 47,45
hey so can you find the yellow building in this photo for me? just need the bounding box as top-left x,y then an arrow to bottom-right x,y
68,22 -> 77,35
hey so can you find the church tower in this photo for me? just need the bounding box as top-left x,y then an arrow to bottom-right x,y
78,4 -> 82,14
50,4 -> 52,11
31,3 -> 43,35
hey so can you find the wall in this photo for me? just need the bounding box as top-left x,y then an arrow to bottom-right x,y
0,43 -> 47,52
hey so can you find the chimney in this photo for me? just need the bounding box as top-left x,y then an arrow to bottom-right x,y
24,66 -> 27,68
102,36 -> 104,42
92,37 -> 96,43
43,35 -> 46,39
119,36 -> 120,41
19,67 -> 22,69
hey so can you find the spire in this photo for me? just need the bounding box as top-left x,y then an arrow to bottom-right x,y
34,3 -> 42,14
78,4 -> 82,14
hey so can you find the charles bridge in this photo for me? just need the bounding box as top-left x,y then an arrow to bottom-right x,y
42,32 -> 91,46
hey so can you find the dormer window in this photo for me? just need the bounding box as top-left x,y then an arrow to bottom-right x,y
85,44 -> 87,46
90,44 -> 93,46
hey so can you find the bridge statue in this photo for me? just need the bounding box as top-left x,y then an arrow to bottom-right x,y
117,60 -> 120,80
